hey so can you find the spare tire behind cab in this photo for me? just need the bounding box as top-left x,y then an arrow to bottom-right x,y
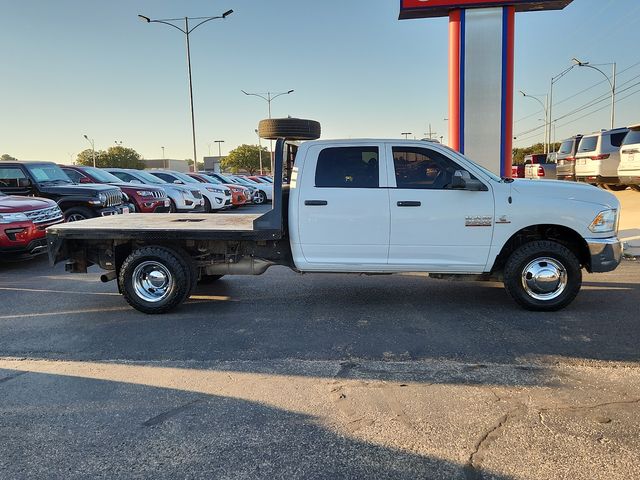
258,118 -> 321,141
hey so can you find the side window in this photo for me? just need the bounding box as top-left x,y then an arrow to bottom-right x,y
153,173 -> 175,183
0,167 -> 29,188
315,147 -> 379,188
609,132 -> 627,148
63,169 -> 83,183
111,171 -> 134,182
392,147 -> 465,190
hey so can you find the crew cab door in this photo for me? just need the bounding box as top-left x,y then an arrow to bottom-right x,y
385,143 -> 495,272
295,143 -> 390,267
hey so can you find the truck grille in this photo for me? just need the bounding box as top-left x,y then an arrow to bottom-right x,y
105,190 -> 123,207
151,191 -> 166,199
190,190 -> 203,199
24,205 -> 64,224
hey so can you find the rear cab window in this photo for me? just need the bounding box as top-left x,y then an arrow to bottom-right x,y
622,130 -> 640,146
558,140 -> 574,155
315,147 -> 379,188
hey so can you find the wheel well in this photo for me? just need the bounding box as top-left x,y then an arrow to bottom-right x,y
491,225 -> 591,274
58,200 -> 92,212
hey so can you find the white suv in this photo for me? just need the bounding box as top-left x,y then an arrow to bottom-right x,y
618,124 -> 640,192
148,170 -> 231,212
574,128 -> 629,190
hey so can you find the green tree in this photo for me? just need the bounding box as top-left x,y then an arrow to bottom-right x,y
1,154 -> 18,161
185,159 -> 205,171
221,144 -> 269,175
76,146 -> 145,169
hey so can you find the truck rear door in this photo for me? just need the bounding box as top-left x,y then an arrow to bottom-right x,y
295,143 -> 391,266
385,143 -> 494,272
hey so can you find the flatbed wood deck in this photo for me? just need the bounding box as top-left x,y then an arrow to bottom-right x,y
47,213 -> 281,241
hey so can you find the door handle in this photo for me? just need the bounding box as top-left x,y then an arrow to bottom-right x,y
397,201 -> 421,207
305,200 -> 328,206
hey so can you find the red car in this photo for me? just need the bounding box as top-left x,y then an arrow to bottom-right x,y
61,166 -> 170,213
186,173 -> 249,207
0,192 -> 64,258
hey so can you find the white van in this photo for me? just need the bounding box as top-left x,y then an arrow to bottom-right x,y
574,128 -> 629,190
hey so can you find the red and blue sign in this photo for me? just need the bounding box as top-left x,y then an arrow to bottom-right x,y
399,0 -> 573,19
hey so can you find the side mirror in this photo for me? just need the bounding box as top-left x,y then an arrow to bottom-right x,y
173,180 -> 183,184
17,178 -> 32,188
451,170 -> 485,191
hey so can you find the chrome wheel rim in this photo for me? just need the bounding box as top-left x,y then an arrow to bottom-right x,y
521,257 -> 567,301
67,213 -> 88,222
254,193 -> 265,204
132,261 -> 174,303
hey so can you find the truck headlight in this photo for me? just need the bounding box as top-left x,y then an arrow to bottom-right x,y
206,187 -> 224,194
98,193 -> 107,205
0,212 -> 29,223
588,209 -> 618,233
136,190 -> 154,197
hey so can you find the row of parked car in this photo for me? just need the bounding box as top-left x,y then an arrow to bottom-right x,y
0,159 -> 273,259
513,124 -> 640,192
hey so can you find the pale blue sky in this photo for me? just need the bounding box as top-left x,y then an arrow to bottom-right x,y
1,0 -> 638,163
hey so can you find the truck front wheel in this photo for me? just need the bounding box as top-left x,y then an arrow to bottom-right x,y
503,240 -> 582,311
119,246 -> 193,314
65,206 -> 94,222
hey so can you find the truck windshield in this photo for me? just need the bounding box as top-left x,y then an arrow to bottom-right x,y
172,172 -> 199,184
81,167 -> 122,183
135,171 -> 168,185
26,164 -> 72,184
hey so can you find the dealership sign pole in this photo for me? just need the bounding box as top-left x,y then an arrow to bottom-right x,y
399,0 -> 573,177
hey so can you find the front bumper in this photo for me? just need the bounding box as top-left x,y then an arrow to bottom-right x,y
587,237 -> 623,273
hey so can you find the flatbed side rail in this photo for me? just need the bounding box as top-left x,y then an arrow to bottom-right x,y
252,137 -> 285,237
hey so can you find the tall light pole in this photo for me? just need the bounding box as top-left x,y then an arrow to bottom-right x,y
519,91 -> 549,153
548,64 -> 575,155
255,129 -> 264,175
214,140 -> 224,159
572,58 -> 616,129
138,9 -> 233,167
241,89 -> 294,160
401,132 -> 412,139
83,135 -> 96,168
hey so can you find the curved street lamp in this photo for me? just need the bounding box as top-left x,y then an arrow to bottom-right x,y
138,9 -> 234,166
572,58 -> 616,129
519,90 -> 549,153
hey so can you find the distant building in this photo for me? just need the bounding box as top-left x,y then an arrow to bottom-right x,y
144,159 -> 190,172
203,156 -> 224,173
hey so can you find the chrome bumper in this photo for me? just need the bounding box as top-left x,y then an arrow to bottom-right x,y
587,237 -> 622,273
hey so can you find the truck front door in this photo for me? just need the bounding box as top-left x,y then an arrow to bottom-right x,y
295,143 -> 390,267
385,144 -> 495,273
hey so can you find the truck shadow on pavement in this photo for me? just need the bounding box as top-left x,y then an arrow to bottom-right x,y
0,367 -> 515,480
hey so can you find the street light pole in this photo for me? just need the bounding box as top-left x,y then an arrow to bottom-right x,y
255,129 -> 264,175
138,10 -> 233,168
401,132 -> 412,139
519,91 -> 548,153
214,140 -> 224,162
572,58 -> 616,129
548,64 -> 575,155
241,89 -> 294,160
83,134 -> 96,168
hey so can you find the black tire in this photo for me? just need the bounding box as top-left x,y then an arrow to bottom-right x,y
254,190 -> 267,204
199,274 -> 225,285
203,197 -> 212,213
64,206 -> 94,222
169,199 -> 177,213
258,118 -> 321,141
631,185 -> 640,192
118,246 -> 193,314
503,240 -> 582,312
606,184 -> 627,191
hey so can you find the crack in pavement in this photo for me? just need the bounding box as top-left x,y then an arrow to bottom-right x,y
0,371 -> 28,385
142,398 -> 206,427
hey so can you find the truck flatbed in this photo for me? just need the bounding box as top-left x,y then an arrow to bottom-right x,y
47,212 -> 281,241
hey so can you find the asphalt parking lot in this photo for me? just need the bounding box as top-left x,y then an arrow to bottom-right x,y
1,201 -> 640,480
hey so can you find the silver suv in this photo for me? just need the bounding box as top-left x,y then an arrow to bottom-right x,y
574,128 -> 629,190
555,135 -> 583,182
